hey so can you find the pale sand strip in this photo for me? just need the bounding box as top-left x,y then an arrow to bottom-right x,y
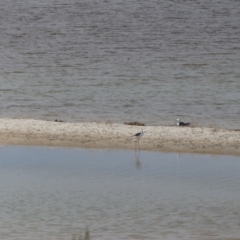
0,118 -> 240,155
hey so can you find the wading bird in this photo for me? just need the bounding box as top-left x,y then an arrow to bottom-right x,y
132,129 -> 146,150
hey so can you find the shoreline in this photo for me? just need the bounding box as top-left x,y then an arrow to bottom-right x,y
0,118 -> 240,156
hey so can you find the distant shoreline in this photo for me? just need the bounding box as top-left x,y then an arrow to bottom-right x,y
0,118 -> 240,156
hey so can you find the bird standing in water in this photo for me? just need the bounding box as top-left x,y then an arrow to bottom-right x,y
132,129 -> 146,150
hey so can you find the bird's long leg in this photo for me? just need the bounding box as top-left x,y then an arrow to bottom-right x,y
135,137 -> 142,162
138,138 -> 140,151
134,141 -> 137,158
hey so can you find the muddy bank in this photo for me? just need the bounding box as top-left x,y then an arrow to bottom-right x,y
0,118 -> 240,155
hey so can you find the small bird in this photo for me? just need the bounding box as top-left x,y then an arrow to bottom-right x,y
132,129 -> 146,139
176,118 -> 190,126
132,129 -> 146,150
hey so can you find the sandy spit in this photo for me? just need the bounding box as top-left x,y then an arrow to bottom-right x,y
0,118 -> 240,155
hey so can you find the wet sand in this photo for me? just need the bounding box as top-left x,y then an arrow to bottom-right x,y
0,118 -> 240,155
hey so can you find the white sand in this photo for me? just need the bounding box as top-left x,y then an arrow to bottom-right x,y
0,118 -> 240,155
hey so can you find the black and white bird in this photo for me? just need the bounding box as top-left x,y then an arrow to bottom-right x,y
176,118 -> 190,126
132,129 -> 146,139
132,129 -> 146,150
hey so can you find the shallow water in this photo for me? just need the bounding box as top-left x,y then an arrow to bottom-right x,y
0,146 -> 240,239
1,0 -> 240,129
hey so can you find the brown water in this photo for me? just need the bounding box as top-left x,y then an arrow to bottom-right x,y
0,146 -> 240,239
0,0 -> 240,129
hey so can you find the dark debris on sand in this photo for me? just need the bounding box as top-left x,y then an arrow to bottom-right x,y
124,121 -> 145,126
55,119 -> 64,122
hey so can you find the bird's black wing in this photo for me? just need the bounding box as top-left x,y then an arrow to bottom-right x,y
134,132 -> 141,136
179,122 -> 190,126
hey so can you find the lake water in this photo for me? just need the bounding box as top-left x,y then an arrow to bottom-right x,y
0,146 -> 240,239
0,0 -> 240,129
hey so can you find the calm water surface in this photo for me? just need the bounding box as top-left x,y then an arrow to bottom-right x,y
0,146 -> 240,239
0,0 -> 240,129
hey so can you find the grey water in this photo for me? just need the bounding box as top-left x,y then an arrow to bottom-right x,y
0,146 -> 240,239
1,0 -> 240,129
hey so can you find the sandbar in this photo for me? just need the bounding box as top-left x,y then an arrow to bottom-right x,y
0,118 -> 240,155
